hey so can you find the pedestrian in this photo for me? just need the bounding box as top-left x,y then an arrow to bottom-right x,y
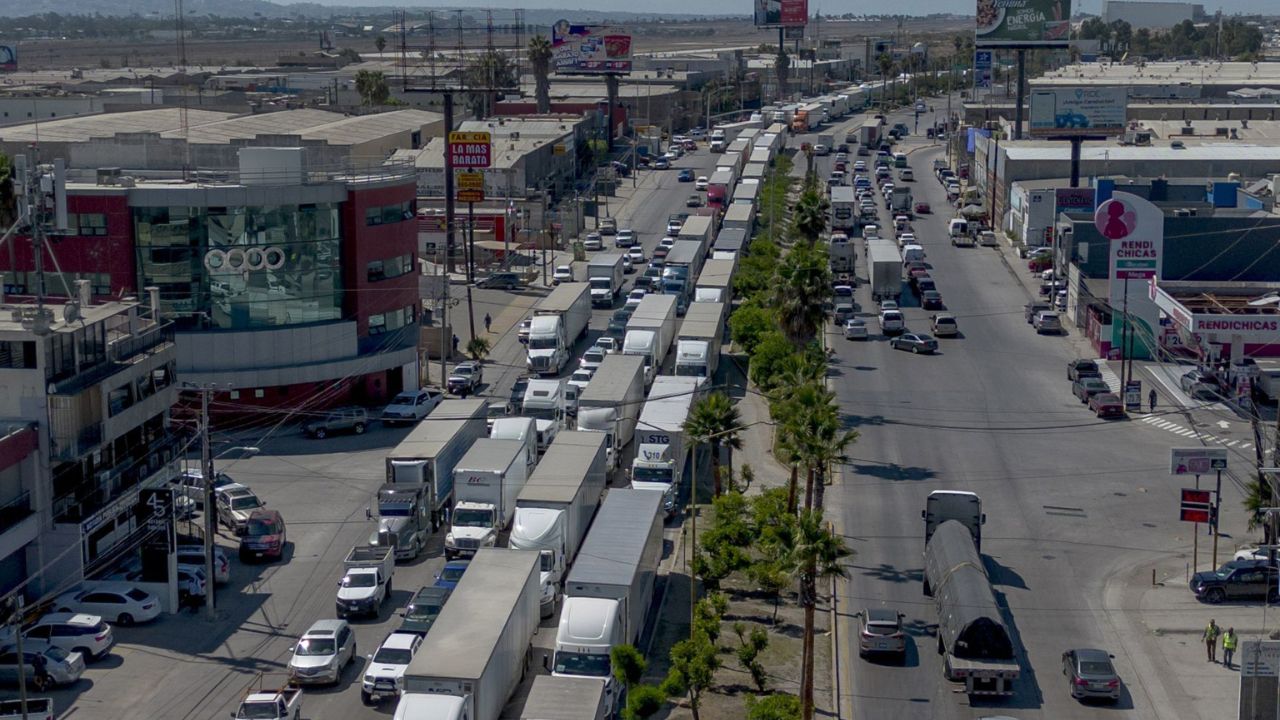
451,334 -> 460,356
1149,388 -> 1158,413
1204,618 -> 1221,662
31,651 -> 50,691
484,313 -> 492,333
1223,627 -> 1238,669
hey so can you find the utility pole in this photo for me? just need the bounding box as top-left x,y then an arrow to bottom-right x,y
200,386 -> 216,618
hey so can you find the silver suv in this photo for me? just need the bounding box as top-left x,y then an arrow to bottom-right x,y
304,406 -> 370,438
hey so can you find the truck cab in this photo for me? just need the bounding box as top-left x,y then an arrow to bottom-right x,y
622,331 -> 659,387
511,507 -> 568,617
551,597 -> 624,714
337,546 -> 395,618
232,688 -> 301,720
522,379 -> 567,453
527,315 -> 568,375
630,444 -> 679,515
366,483 -> 432,560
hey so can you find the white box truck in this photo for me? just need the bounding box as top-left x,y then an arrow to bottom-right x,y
587,254 -> 625,308
829,232 -> 855,275
631,375 -> 705,515
694,260 -> 735,305
576,354 -> 646,472
675,302 -> 725,379
380,398 -> 488,557
830,186 -> 856,233
400,549 -> 539,720
489,417 -> 538,473
624,294 -> 677,386
445,439 -> 529,559
661,241 -> 706,315
712,228 -> 748,261
868,238 -> 903,301
553,490 -> 663,714
528,282 -> 591,375
510,431 -> 608,617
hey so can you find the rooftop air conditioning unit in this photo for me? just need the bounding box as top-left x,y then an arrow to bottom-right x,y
1215,127 -> 1229,136
510,131 -> 520,140
1180,126 -> 1196,135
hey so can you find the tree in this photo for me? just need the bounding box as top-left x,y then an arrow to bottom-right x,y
877,53 -> 894,107
375,34 -> 386,53
746,332 -> 795,392
611,643 -> 647,701
465,50 -> 516,118
791,187 -> 830,243
527,34 -> 553,114
662,627 -> 720,720
625,685 -> 667,720
765,510 -> 851,720
354,70 -> 390,106
729,299 -> 777,355
772,242 -> 830,345
466,337 -> 491,363
734,622 -> 770,692
694,492 -> 753,591
804,413 -> 856,513
775,50 -> 791,101
747,693 -> 803,720
684,392 -> 743,499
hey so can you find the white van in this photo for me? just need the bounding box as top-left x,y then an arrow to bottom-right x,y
948,218 -> 969,237
902,244 -> 925,264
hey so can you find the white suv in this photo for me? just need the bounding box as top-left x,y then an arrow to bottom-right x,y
22,613 -> 114,661
362,632 -> 422,705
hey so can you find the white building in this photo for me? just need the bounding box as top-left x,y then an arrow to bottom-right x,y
1101,0 -> 1204,29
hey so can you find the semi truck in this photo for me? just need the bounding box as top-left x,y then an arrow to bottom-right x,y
694,260 -> 735,305
623,294 -> 678,386
676,214 -> 715,253
706,169 -> 735,209
829,186 -> 857,233
817,133 -> 836,152
380,398 -> 489,555
829,232 -> 855,275
527,282 -> 591,375
891,185 -> 913,214
522,379 -> 569,452
675,302 -> 725,379
712,228 -> 747,260
518,676 -> 610,720
748,146 -> 773,166
732,181 -> 759,206
631,375 -> 705,515
510,431 -> 608,617
337,545 -> 395,618
662,241 -> 707,315
553,490 -> 664,716
576,354 -> 646,472
868,238 -> 903,300
445,439 -> 529,559
587,254 -> 625,307
400,549 -> 539,720
489,416 -> 538,472
722,203 -> 755,234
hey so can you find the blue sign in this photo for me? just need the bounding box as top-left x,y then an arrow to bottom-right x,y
975,50 -> 993,89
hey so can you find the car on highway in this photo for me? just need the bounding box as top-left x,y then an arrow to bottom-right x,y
921,290 -> 944,310
890,333 -> 938,354
1191,559 -> 1280,603
622,255 -> 634,274
1180,370 -> 1221,400
813,143 -> 828,155
652,244 -> 671,261
54,584 -> 161,626
289,619 -> 356,686
583,232 -> 603,251
1067,359 -> 1101,381
626,247 -> 646,265
362,632 -> 422,705
695,176 -> 709,191
20,613 -> 113,661
1033,311 -> 1063,334
606,309 -> 631,339
304,406 -> 370,439
667,144 -> 684,158
568,368 -> 595,393
667,216 -> 685,234
446,361 -> 484,395
594,337 -> 618,355
1072,377 -> 1112,403
682,138 -> 697,151
1062,648 -> 1122,703
637,265 -> 662,290
434,560 -> 470,590
599,218 -> 617,235
857,607 -> 906,660
899,168 -> 914,181
475,271 -> 523,290
914,201 -> 931,214
678,169 -> 695,182
853,160 -> 867,172
381,388 -> 444,426
553,265 -> 574,285
217,485 -> 264,535
580,347 -> 606,373
625,289 -> 647,308
1088,393 -> 1125,419
843,318 -> 868,340
614,228 -> 637,248
686,194 -> 703,208
879,299 -> 898,311
905,262 -> 930,281
878,309 -> 904,335
517,318 -> 531,344
931,313 -> 959,337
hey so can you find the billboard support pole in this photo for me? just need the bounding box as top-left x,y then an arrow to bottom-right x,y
1069,137 -> 1082,187
444,93 -> 456,275
466,201 -> 477,343
1213,469 -> 1223,568
1014,49 -> 1026,140
1193,472 -> 1201,574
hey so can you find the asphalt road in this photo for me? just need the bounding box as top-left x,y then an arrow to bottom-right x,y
800,105 -> 1204,720
36,142 -> 726,720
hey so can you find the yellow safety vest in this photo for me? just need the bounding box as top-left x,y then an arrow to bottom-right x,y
1224,634 -> 1238,650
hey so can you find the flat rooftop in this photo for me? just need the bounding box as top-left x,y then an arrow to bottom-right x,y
999,141 -> 1280,162
1036,61 -> 1280,88
0,108 -> 236,142
1157,282 -> 1280,316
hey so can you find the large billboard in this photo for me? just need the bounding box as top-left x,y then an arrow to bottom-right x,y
976,0 -> 1071,48
1030,86 -> 1127,138
1101,192 -> 1163,360
755,0 -> 808,28
551,21 -> 632,75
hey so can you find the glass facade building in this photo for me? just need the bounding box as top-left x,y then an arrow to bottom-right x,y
134,203 -> 344,329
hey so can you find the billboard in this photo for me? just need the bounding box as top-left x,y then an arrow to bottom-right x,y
1171,448 -> 1228,475
974,50 -> 993,89
976,0 -> 1072,48
1055,187 -> 1096,213
1030,86 -> 1127,138
551,21 -> 633,75
0,46 -> 14,72
755,0 -> 808,27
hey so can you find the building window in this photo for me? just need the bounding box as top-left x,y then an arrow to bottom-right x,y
254,389 -> 265,399
66,213 -> 108,237
367,260 -> 385,282
0,341 -> 37,369
365,207 -> 382,226
368,312 -> 386,334
365,200 -> 414,226
367,254 -> 413,282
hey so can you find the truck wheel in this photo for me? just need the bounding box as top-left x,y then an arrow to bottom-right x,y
361,690 -> 373,706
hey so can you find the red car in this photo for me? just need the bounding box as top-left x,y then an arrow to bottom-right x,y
1028,256 -> 1053,272
1089,392 -> 1125,418
239,508 -> 287,561
914,201 -> 931,214
682,139 -> 697,151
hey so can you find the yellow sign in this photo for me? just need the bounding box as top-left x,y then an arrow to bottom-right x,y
456,171 -> 484,190
448,131 -> 491,144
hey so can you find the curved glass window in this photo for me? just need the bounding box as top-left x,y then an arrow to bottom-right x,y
135,203 -> 343,329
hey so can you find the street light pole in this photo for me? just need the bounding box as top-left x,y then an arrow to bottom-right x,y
199,387 -> 215,618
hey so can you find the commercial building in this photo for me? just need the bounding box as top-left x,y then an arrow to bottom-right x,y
2,148 -> 422,415
1034,60 -> 1280,99
1101,0 -> 1204,29
0,294 -> 180,600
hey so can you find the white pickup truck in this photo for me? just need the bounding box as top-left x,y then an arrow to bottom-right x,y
230,687 -> 301,720
0,699 -> 54,720
336,545 -> 395,618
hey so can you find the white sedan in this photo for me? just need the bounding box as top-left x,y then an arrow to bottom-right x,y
553,265 -> 574,285
694,176 -> 710,191
54,584 -> 161,626
626,247 -> 646,265
568,368 -> 595,392
625,289 -> 647,308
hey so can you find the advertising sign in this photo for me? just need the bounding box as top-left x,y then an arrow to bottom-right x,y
1100,194 -> 1162,281
1171,447 -> 1228,475
755,0 -> 808,27
1030,86 -> 1128,138
784,25 -> 806,41
448,131 -> 491,168
1123,379 -> 1142,412
456,170 -> 485,203
1179,488 -> 1212,524
551,21 -> 633,75
1055,187 -> 1096,213
976,0 -> 1072,48
975,50 -> 993,89
0,46 -> 15,72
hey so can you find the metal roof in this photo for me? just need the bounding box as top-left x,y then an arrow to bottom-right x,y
1002,142 -> 1280,162
0,108 -> 235,143
162,108 -> 441,145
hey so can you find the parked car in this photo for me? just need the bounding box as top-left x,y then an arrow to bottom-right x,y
553,265 -> 574,285
53,584 -> 161,626
1180,370 -> 1221,400
289,619 -> 357,686
176,544 -> 230,584
857,607 -> 906,660
239,508 -> 287,562
1033,311 -> 1063,334
843,318 -> 868,340
1024,301 -> 1052,324
216,485 -> 264,535
399,586 -> 453,636
434,560 -> 470,590
1067,359 -> 1101,381
446,362 -> 484,395
1088,392 -> 1125,418
21,613 -> 113,661
931,314 -> 959,337
0,642 -> 84,688
304,407 -> 370,438
1062,648 -> 1122,703
171,469 -> 236,509
652,156 -> 670,170
599,218 -> 617,235
362,632 -> 423,705
890,333 -> 938,354
1072,377 -> 1112,403
475,271 -> 522,290
1192,559 -> 1280,603
381,388 -> 443,426
678,169 -> 695,182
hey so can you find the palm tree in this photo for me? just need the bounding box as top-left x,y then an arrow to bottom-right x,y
792,188 -> 829,243
772,243 -> 831,345
766,509 -> 850,720
684,392 -> 744,498
527,35 -> 553,114
768,349 -> 828,512
354,70 -> 390,106
877,53 -> 894,109
804,413 -> 857,513
775,49 -> 791,101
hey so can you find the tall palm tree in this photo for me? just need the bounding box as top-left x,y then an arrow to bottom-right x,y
792,188 -> 829,243
684,392 -> 744,498
527,34 -> 553,114
772,243 -> 831,344
804,414 -> 857,513
877,53 -> 894,109
767,509 -> 851,720
775,49 -> 791,101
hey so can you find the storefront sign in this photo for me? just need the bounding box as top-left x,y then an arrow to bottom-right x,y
456,170 -> 485,203
1055,187 -> 1096,213
448,131 -> 492,168
1103,192 -> 1164,361
1171,447 -> 1228,475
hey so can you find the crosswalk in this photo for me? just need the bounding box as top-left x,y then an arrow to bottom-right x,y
1094,360 -> 1122,393
1137,414 -> 1254,450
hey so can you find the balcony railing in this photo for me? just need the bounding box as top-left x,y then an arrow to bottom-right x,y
52,424 -> 103,462
53,432 -> 183,526
0,491 -> 34,535
109,321 -> 175,364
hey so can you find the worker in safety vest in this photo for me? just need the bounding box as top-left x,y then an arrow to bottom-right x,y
1223,627 -> 1238,669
